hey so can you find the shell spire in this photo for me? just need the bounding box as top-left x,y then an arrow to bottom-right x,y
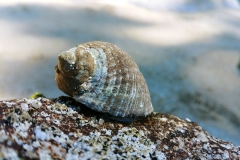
55,41 -> 153,121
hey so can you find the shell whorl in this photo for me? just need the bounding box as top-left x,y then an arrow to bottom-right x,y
55,41 -> 153,119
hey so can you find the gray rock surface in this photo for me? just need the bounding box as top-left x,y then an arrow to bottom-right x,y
0,97 -> 239,159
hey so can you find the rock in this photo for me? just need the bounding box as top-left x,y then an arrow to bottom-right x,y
0,97 -> 239,159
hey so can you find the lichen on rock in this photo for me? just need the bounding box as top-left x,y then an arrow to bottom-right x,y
0,97 -> 239,159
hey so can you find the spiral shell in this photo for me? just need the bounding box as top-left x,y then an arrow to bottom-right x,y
55,41 -> 153,120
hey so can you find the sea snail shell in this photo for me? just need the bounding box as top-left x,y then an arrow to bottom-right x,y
55,41 -> 153,120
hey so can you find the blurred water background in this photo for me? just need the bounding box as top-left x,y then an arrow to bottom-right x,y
0,0 -> 240,145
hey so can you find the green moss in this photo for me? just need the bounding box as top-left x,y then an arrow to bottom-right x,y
29,92 -> 46,99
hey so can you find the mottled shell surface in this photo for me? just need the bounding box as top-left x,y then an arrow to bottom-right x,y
55,41 -> 153,119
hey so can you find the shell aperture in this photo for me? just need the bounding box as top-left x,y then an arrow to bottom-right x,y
55,41 -> 153,120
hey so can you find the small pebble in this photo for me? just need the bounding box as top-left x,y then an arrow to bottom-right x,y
21,103 -> 29,111
99,118 -> 104,125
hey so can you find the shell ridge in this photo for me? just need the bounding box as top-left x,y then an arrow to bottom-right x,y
104,76 -> 117,111
107,74 -> 122,114
123,74 -> 133,117
86,47 -> 108,93
126,71 -> 137,116
114,81 -> 130,117
74,47 -> 108,112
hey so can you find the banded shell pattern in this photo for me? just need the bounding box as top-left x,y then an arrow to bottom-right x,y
55,41 -> 153,120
